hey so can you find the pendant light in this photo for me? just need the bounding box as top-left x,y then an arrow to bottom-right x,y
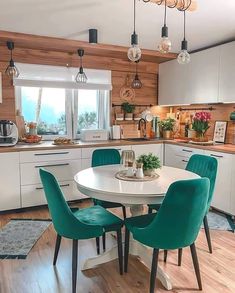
5,41 -> 20,77
177,10 -> 190,64
89,29 -> 98,44
127,0 -> 141,62
158,0 -> 172,54
75,49 -> 88,83
132,61 -> 142,89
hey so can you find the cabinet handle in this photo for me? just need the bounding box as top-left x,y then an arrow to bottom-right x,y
36,183 -> 70,190
182,149 -> 192,153
35,163 -> 69,168
34,152 -> 69,156
210,154 -> 223,158
182,159 -> 189,163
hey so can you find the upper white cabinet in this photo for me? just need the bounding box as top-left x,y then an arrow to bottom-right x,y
159,59 -> 188,106
219,42 -> 235,103
159,45 -> 222,105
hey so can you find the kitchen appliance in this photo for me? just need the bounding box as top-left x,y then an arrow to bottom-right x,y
80,129 -> 109,142
0,120 -> 19,146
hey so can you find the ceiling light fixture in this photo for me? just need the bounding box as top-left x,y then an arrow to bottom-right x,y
158,0 -> 172,54
5,41 -> 20,77
89,29 -> 98,44
75,49 -> 87,83
127,0 -> 141,62
132,61 -> 142,89
177,10 -> 190,64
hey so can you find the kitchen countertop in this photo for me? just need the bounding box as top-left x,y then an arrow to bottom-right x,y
0,139 -> 235,154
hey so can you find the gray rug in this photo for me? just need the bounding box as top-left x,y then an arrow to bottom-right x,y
204,211 -> 234,232
0,219 -> 51,259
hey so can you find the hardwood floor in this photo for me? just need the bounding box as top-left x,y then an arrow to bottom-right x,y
0,201 -> 235,293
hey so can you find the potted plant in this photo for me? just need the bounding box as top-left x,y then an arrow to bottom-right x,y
121,102 -> 136,120
159,118 -> 175,139
136,153 -> 161,176
192,112 -> 211,141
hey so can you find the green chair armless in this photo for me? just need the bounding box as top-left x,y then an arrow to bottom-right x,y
92,148 -> 126,253
39,168 -> 123,293
125,178 -> 210,293
148,154 -> 218,256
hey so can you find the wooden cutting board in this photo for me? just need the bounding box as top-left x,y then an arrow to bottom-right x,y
15,114 -> 26,139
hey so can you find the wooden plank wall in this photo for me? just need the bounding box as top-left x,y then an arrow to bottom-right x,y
0,45 -> 160,123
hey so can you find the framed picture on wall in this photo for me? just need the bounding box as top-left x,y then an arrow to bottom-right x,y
213,121 -> 228,143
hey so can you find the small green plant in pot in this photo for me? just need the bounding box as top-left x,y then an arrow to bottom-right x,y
121,102 -> 136,120
136,153 -> 161,176
159,118 -> 175,139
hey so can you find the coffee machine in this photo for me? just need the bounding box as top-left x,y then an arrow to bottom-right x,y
0,120 -> 19,146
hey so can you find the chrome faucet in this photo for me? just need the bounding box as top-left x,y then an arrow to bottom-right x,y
138,118 -> 147,138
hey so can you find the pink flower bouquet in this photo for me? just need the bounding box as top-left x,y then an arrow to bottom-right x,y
192,112 -> 211,138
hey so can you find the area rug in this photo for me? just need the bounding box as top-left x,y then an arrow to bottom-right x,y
0,219 -> 51,259
204,211 -> 235,232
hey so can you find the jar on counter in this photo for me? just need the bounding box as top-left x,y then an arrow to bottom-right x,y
28,122 -> 37,135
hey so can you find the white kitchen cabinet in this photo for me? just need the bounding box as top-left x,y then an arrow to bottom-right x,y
204,150 -> 233,215
186,47 -> 220,104
230,156 -> 235,216
131,144 -> 163,164
219,42 -> 235,103
159,59 -> 188,106
0,152 -> 21,210
164,144 -> 204,169
81,145 -> 132,169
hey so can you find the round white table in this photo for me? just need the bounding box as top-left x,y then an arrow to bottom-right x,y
74,165 -> 199,290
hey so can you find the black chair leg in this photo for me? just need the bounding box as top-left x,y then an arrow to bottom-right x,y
72,240 -> 78,293
164,250 -> 168,262
148,207 -> 153,214
122,206 -> 127,219
203,215 -> 212,253
178,248 -> 183,266
96,237 -> 100,255
53,234 -> 61,266
102,233 -> 106,252
190,243 -> 202,290
124,228 -> 130,273
150,248 -> 159,293
117,229 -> 123,275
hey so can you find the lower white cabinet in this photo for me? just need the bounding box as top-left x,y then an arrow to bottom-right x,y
230,157 -> 235,216
204,150 -> 233,215
0,152 -> 21,211
131,144 -> 163,164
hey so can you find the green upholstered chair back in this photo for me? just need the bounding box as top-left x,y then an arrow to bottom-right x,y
92,149 -> 120,167
39,168 -> 103,240
134,178 -> 210,250
186,154 -> 217,208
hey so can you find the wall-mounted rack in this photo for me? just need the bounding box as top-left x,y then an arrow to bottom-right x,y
112,103 -> 153,107
177,106 -> 216,112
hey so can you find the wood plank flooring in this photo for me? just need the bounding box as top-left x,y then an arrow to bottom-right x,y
0,201 -> 235,293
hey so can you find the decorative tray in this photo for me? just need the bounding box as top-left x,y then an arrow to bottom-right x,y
189,140 -> 214,146
115,170 -> 159,182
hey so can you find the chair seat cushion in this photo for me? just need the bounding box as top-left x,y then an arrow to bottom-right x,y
125,213 -> 156,232
93,199 -> 123,209
74,205 -> 123,232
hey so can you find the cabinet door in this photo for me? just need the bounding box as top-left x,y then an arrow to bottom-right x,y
230,157 -> 235,216
0,153 -> 21,211
186,47 -> 220,104
159,59 -> 188,106
219,42 -> 235,103
204,151 -> 232,214
131,144 -> 163,164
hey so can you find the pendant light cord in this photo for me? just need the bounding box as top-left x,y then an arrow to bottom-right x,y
164,0 -> 167,26
184,10 -> 186,41
134,0 -> 136,33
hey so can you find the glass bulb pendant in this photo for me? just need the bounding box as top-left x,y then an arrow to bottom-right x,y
5,60 -> 20,77
75,67 -> 87,83
128,44 -> 141,62
158,37 -> 172,54
177,49 -> 190,64
132,74 -> 142,89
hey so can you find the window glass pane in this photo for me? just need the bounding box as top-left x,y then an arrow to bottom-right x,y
21,87 -> 67,135
77,90 -> 98,134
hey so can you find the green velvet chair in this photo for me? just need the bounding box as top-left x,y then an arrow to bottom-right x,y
125,178 -> 210,293
39,168 -> 123,293
148,154 -> 218,258
92,148 -> 126,253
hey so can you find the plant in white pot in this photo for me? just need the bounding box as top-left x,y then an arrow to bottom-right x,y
121,102 -> 136,120
136,153 -> 161,176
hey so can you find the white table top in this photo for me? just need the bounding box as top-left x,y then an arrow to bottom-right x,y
74,165 -> 199,205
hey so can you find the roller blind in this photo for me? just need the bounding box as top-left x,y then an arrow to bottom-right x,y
13,63 -> 112,90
